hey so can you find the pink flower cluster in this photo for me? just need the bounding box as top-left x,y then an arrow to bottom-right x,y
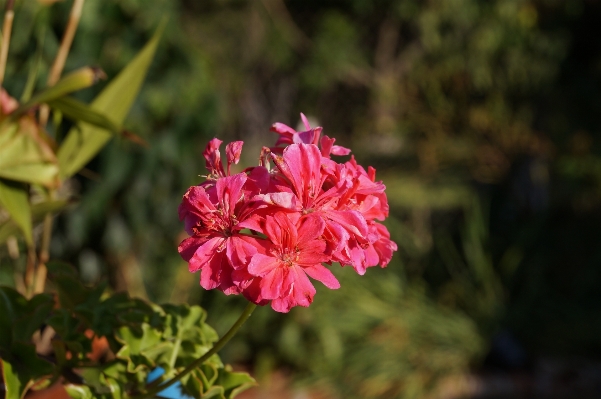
178,114 -> 397,312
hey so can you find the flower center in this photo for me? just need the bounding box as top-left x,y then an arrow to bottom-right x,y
278,248 -> 299,267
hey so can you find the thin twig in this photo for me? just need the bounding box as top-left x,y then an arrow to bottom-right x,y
24,245 -> 37,298
0,0 -> 15,88
39,0 -> 85,126
35,0 -> 85,294
48,0 -> 85,86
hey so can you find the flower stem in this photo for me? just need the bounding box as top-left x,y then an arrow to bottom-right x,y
133,302 -> 257,399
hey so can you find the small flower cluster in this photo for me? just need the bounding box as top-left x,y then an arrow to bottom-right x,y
178,114 -> 397,312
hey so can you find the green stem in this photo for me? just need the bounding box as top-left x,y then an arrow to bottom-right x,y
168,336 -> 182,369
132,302 -> 257,399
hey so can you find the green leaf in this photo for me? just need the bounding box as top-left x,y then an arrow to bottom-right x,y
0,199 -> 69,245
0,287 -> 22,350
0,288 -> 52,355
47,97 -> 121,133
49,98 -> 148,147
115,323 -> 167,373
98,375 -> 123,399
1,358 -> 32,399
57,23 -> 164,179
18,294 -> 54,340
1,343 -> 54,399
214,367 -> 257,399
0,120 -> 59,187
63,384 -> 94,399
0,179 -> 32,245
12,67 -> 105,118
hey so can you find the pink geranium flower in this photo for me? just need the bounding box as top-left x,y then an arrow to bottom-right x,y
247,212 -> 340,312
178,113 -> 397,312
178,173 -> 262,295
268,143 -> 369,266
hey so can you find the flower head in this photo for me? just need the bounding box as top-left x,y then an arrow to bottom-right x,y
248,212 -> 339,312
178,114 -> 397,312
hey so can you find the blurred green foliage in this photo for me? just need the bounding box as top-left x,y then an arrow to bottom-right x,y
2,0 -> 601,398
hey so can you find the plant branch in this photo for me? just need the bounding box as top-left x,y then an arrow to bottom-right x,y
0,0 -> 15,88
39,0 -> 85,126
35,0 -> 85,294
48,0 -> 85,86
133,302 -> 258,399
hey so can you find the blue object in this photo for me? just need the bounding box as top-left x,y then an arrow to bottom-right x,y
146,367 -> 194,399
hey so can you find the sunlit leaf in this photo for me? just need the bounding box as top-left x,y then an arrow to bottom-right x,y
214,367 -> 257,399
115,323 -> 166,373
0,119 -> 59,187
1,343 -> 54,399
57,23 -> 164,179
1,358 -> 31,399
0,179 -> 32,245
47,97 -> 149,147
0,199 -> 69,245
12,67 -> 106,118
63,384 -> 94,399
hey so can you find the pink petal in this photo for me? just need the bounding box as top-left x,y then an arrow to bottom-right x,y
178,185 -> 214,220
236,214 -> 264,234
263,212 -> 298,248
297,214 -> 325,245
239,277 -> 268,305
294,130 -> 315,145
320,135 -> 335,157
215,173 -> 246,216
257,192 -> 299,210
178,236 -> 205,262
260,266 -> 287,300
300,112 -> 311,130
325,209 -> 368,239
203,138 -> 225,176
226,141 -> 243,165
323,220 -> 350,254
372,223 -> 397,267
202,250 -> 237,293
189,236 -> 224,273
270,122 -> 296,135
290,266 -> 316,307
226,235 -> 260,269
304,264 -> 340,289
271,297 -> 293,313
274,212 -> 299,249
331,145 -> 351,156
296,243 -> 328,265
246,166 -> 271,194
248,253 -> 280,277
279,144 -> 323,206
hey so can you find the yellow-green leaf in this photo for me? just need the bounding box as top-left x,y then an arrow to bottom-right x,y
0,199 -> 69,245
57,22 -> 164,179
12,67 -> 105,118
47,97 -> 120,133
0,120 -> 59,187
1,359 -> 31,399
0,179 -> 32,245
